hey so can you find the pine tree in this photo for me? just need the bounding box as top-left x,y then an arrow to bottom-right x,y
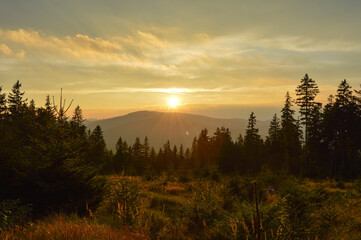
149,147 -> 157,171
109,137 -> 130,173
8,80 -> 27,115
143,136 -> 151,173
331,80 -> 361,178
196,128 -> 211,167
212,127 -> 235,173
307,102 -> 325,177
295,74 -> 319,145
132,137 -> 144,174
268,114 -> 281,142
244,112 -> 263,176
281,92 -> 302,174
143,136 -> 150,161
190,137 -> 198,169
178,144 -> 185,168
266,114 -> 283,170
0,86 -> 6,117
72,105 -> 84,124
88,125 -> 107,169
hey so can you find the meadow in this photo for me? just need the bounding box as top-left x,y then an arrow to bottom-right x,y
2,171 -> 361,240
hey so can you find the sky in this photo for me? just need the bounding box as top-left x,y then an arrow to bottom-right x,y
0,0 -> 361,120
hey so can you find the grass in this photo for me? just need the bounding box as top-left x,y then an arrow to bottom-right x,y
2,174 -> 361,239
1,214 -> 148,240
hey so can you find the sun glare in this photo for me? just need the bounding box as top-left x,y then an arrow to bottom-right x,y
168,97 -> 179,108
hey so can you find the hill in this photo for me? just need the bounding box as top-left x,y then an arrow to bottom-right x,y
84,111 -> 270,150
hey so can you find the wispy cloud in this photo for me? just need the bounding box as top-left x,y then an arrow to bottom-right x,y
0,43 -> 12,55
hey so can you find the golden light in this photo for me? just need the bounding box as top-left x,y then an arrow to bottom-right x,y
168,97 -> 179,108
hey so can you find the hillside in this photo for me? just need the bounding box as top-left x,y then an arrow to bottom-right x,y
84,111 -> 270,150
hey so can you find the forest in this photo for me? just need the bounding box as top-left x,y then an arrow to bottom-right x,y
0,74 -> 361,239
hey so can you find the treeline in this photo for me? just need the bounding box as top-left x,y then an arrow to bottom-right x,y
0,74 -> 360,214
0,82 -> 105,215
104,74 -> 361,179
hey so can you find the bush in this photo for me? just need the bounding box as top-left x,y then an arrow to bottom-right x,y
182,184 -> 223,233
97,176 -> 141,226
0,199 -> 32,231
146,211 -> 169,240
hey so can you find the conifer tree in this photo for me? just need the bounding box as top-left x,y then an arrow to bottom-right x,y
196,128 -> 211,167
281,92 -> 302,174
307,102 -> 325,176
88,125 -> 107,169
149,147 -> 157,171
72,105 -> 84,124
8,80 -> 27,115
143,136 -> 150,161
190,137 -> 198,169
295,74 -> 319,145
178,144 -> 185,168
131,137 -> 148,174
244,112 -> 263,175
330,80 -> 361,178
0,86 -> 7,117
265,114 -> 283,170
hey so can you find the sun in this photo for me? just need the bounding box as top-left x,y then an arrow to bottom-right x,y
168,97 -> 179,108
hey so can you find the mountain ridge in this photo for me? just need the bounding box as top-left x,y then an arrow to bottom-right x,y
84,111 -> 270,150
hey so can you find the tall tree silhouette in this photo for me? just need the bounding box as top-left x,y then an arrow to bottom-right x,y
88,125 -> 107,169
295,74 -> 319,145
244,112 -> 263,176
281,92 -> 302,174
295,74 -> 319,176
8,80 -> 27,116
265,114 -> 283,170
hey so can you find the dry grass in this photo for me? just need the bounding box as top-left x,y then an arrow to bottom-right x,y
2,176 -> 361,240
1,214 -> 148,240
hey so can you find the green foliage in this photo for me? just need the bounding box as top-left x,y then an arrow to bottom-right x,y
0,82 -> 105,216
0,199 -> 32,231
146,211 -> 170,240
182,183 -> 223,233
98,177 -> 141,226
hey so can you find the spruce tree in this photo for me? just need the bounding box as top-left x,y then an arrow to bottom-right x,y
0,86 -> 6,117
88,125 -> 107,169
268,114 -> 281,142
132,137 -> 144,174
281,92 -> 302,174
332,80 -> 361,178
8,80 -> 27,116
72,105 -> 84,124
266,114 -> 283,170
244,112 -> 263,175
295,74 -> 319,145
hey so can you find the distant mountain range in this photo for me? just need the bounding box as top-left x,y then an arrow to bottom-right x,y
84,111 -> 270,150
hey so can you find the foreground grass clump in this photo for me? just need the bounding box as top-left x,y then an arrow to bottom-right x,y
2,173 -> 361,240
1,214 -> 148,240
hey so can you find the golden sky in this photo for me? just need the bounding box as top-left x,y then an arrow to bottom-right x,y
0,0 -> 360,119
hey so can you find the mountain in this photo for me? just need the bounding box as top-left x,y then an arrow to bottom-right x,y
84,111 -> 270,150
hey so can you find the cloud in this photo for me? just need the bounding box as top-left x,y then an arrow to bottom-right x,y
1,26 -> 360,102
0,43 -> 12,55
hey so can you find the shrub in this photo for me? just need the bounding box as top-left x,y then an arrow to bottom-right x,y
0,199 -> 32,231
97,176 -> 141,226
182,184 -> 223,233
146,211 -> 169,240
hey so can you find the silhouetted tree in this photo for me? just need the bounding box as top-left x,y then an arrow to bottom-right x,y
265,114 -> 283,170
0,86 -> 6,116
244,112 -> 263,176
87,125 -> 108,169
295,74 -> 319,146
281,92 -> 302,174
7,80 -> 27,116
